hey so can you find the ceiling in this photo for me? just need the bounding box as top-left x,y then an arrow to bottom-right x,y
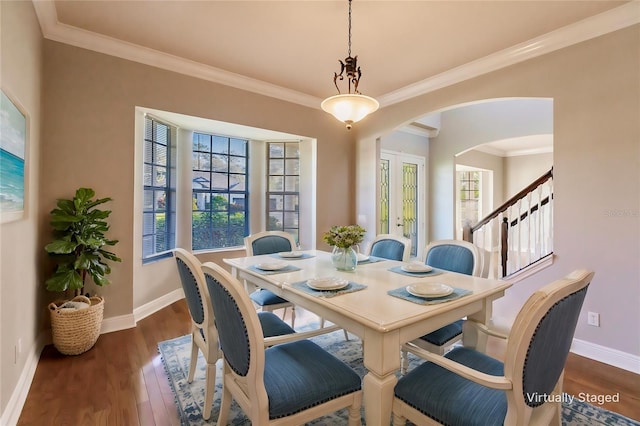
37,1 -> 636,110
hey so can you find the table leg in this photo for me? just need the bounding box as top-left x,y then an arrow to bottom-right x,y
362,331 -> 401,425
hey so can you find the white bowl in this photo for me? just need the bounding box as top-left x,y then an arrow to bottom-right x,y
356,253 -> 370,262
401,262 -> 433,273
279,251 -> 303,258
307,277 -> 349,291
406,282 -> 453,298
255,261 -> 287,271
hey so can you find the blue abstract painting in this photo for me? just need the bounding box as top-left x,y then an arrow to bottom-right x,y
0,90 -> 27,222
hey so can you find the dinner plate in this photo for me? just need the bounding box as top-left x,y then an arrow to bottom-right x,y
255,261 -> 288,271
401,263 -> 433,273
278,251 -> 303,258
307,277 -> 349,291
357,253 -> 370,262
406,282 -> 453,298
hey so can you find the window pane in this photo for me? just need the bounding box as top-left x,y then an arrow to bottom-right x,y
230,174 -> 246,191
192,152 -> 210,171
283,212 -> 298,227
194,134 -> 210,152
269,159 -> 284,174
193,171 -> 211,190
229,138 -> 246,156
143,190 -> 154,210
154,191 -> 166,210
269,143 -> 284,158
153,166 -> 166,186
212,154 -> 229,172
142,213 -> 155,234
285,176 -> 299,192
210,194 -> 229,212
268,212 -> 283,230
212,172 -> 229,190
229,156 -> 246,173
144,141 -> 153,163
269,176 -> 284,191
285,159 -> 299,175
269,195 -> 283,210
284,195 -> 298,211
212,136 -> 228,154
143,164 -> 152,186
285,143 -> 299,158
155,143 -> 167,165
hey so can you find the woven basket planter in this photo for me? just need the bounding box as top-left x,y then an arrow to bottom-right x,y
49,295 -> 104,355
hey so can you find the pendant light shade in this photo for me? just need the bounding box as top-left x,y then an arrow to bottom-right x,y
321,94 -> 379,130
322,0 -> 378,129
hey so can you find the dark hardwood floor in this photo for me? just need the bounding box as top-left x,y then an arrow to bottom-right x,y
17,300 -> 639,425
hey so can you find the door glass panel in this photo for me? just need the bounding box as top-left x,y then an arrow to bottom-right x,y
402,162 -> 418,257
379,159 -> 390,234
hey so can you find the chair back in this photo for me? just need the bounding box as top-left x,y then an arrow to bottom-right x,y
245,230 -> 296,256
369,234 -> 412,261
202,261 -> 266,394
174,248 -> 212,333
504,270 -> 593,414
423,239 -> 481,276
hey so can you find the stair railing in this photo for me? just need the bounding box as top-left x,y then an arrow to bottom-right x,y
463,168 -> 553,278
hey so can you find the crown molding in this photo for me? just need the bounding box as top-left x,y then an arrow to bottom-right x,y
378,2 -> 640,107
33,1 -> 639,110
31,0 -> 320,109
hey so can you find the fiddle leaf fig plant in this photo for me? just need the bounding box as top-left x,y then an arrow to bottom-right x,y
45,187 -> 121,296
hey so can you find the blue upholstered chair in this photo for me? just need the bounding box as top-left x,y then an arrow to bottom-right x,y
244,231 -> 297,327
174,248 -> 297,420
201,261 -> 363,425
393,269 -> 594,426
400,240 -> 482,374
367,233 -> 412,261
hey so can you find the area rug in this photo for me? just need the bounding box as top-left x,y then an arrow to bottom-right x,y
159,330 -> 639,425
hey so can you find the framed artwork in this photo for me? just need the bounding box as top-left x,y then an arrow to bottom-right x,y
0,89 -> 28,223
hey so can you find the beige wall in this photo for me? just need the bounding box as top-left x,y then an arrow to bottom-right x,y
504,152 -> 553,198
0,0 -> 43,417
358,25 -> 640,356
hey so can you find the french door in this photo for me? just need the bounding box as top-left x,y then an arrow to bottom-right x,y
379,150 -> 425,259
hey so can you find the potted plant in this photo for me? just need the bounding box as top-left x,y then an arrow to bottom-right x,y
323,224 -> 366,271
45,187 -> 121,355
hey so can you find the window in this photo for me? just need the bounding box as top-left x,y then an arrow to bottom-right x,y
192,133 -> 248,250
142,116 -> 176,260
266,142 -> 300,242
457,170 -> 481,234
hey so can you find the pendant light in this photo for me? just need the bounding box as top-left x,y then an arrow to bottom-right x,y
321,0 -> 379,130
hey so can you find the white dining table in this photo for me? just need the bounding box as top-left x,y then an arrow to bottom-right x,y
224,250 -> 512,426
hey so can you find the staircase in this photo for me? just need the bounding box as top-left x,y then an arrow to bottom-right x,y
463,168 -> 553,280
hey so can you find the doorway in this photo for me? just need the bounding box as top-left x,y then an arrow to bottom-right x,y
379,150 -> 425,258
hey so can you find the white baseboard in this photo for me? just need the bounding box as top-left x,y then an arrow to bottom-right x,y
100,313 -> 136,334
133,288 -> 185,323
571,338 -> 640,374
0,334 -> 48,426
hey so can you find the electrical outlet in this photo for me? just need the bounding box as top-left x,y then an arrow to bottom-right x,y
587,311 -> 600,327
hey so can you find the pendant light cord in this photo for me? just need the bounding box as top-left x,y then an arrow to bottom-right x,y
348,0 -> 352,57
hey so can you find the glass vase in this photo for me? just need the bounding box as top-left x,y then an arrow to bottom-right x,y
331,246 -> 357,271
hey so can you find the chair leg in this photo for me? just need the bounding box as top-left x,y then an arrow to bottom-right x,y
217,377 -> 232,426
400,349 -> 409,375
202,361 -> 216,420
290,306 -> 296,329
392,412 -> 407,426
347,393 -> 363,426
321,317 -> 349,340
188,338 -> 198,383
